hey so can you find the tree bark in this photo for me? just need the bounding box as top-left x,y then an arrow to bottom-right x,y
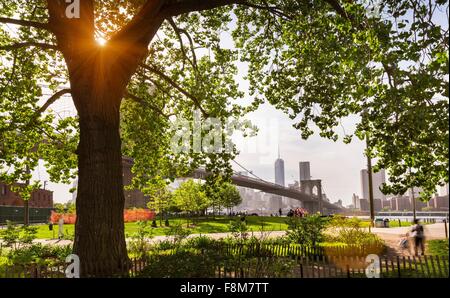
68,47 -> 131,276
73,100 -> 128,277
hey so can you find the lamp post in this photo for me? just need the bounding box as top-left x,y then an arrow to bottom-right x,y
24,165 -> 30,226
363,109 -> 375,227
366,143 -> 375,228
411,187 -> 417,222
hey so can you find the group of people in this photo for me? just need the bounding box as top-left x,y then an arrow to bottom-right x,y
287,207 -> 308,218
398,219 -> 425,256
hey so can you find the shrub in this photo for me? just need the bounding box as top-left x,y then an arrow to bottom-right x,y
286,214 -> 327,246
165,223 -> 191,245
229,218 -> 249,242
0,221 -> 37,249
326,215 -> 384,246
5,244 -> 72,266
127,221 -> 154,258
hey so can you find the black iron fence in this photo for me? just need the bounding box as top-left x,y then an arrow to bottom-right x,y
0,254 -> 448,278
0,206 -> 53,225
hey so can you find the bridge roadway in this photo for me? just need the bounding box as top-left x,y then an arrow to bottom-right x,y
191,169 -> 343,213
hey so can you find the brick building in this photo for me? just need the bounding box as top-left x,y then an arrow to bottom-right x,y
0,182 -> 53,208
122,157 -> 149,209
432,195 -> 449,211
71,157 -> 149,209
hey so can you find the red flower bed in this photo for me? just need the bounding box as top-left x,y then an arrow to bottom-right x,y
124,209 -> 155,222
50,211 -> 76,224
50,209 -> 155,224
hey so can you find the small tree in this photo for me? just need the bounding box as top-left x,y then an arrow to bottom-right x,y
173,179 -> 210,227
145,178 -> 173,227
286,214 -> 327,247
218,183 -> 242,215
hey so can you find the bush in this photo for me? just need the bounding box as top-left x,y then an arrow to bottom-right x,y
127,221 -> 154,258
0,221 -> 37,249
165,223 -> 191,245
326,215 -> 384,246
286,214 -> 327,246
138,251 -> 220,278
5,244 -> 72,266
185,235 -> 215,250
229,218 -> 249,242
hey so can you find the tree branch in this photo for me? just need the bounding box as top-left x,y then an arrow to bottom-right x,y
38,89 -> 72,114
124,90 -> 171,118
161,0 -> 241,17
141,63 -> 209,117
167,17 -> 189,71
0,17 -> 50,30
0,42 -> 59,51
323,0 -> 350,20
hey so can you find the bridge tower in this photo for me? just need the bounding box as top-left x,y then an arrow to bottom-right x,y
300,179 -> 323,214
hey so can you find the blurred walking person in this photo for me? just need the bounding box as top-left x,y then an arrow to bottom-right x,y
410,219 -> 425,256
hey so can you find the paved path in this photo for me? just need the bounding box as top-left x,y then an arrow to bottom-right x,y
2,224 -> 448,253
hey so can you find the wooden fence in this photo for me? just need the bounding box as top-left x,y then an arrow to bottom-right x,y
1,254 -> 447,278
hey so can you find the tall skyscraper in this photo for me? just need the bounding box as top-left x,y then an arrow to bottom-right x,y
299,162 -> 311,181
274,149 -> 285,211
274,156 -> 285,186
360,168 -> 386,201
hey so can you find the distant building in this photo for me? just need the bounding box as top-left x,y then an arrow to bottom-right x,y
359,198 -> 369,211
352,194 -> 361,209
381,199 -> 391,210
439,183 -> 449,196
390,198 -> 397,211
71,157 -> 149,209
299,162 -> 311,182
334,200 -> 343,208
394,196 -> 411,211
373,198 -> 382,212
274,157 -> 285,187
412,197 -> 427,211
274,152 -> 286,209
434,195 -> 449,211
0,182 -> 53,208
360,168 -> 386,201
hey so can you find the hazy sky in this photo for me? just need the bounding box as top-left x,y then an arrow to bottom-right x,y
24,4 -> 448,206
36,96 -> 368,206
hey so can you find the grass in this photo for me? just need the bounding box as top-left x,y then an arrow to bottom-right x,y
24,216 -> 289,239
427,239 -> 449,257
359,220 -> 415,228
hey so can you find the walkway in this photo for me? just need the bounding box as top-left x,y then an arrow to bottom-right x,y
2,223 -> 448,256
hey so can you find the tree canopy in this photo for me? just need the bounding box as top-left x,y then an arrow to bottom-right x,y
0,0 -> 447,202
0,0 -> 448,277
172,179 -> 210,214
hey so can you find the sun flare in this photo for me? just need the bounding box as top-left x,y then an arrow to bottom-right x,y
96,37 -> 107,46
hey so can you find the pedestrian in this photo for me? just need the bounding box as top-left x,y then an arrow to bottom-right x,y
410,219 -> 425,256
58,216 -> 65,240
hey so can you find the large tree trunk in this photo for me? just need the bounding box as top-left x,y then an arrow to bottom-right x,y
73,109 -> 128,277
72,77 -> 129,277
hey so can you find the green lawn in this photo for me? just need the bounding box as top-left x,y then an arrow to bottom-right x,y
359,220 -> 415,228
29,216 -> 289,239
427,239 -> 449,256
